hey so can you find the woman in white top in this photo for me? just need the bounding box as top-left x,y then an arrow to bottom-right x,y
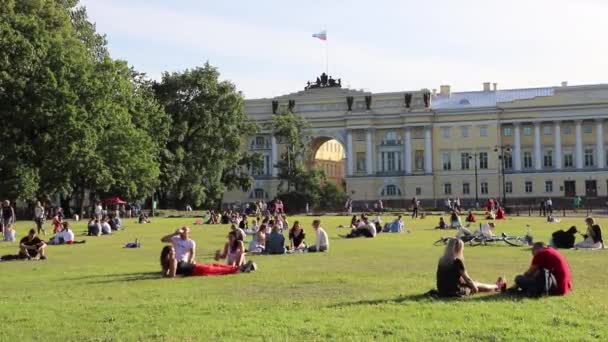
34,201 -> 46,235
216,231 -> 246,266
248,224 -> 266,254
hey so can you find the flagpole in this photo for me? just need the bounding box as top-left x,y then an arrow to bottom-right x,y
325,29 -> 329,75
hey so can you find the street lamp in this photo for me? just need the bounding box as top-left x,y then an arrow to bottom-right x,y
468,153 -> 479,207
494,145 -> 512,207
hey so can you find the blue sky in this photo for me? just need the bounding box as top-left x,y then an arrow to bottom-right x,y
81,0 -> 608,99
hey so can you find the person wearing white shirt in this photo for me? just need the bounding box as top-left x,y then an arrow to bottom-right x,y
49,222 -> 85,244
101,220 -> 112,235
308,219 -> 329,252
34,201 -> 46,235
94,203 -> 103,220
161,226 -> 197,275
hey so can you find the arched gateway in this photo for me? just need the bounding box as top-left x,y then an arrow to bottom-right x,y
225,74 -> 608,209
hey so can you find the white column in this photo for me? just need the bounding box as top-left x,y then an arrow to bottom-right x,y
424,126 -> 433,174
534,122 -> 542,170
404,127 -> 412,174
513,123 -> 522,171
346,130 -> 353,176
366,129 -> 374,175
554,121 -> 562,170
597,119 -> 605,169
271,135 -> 278,177
575,120 -> 584,169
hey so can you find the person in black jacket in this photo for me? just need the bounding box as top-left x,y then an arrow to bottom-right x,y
551,226 -> 578,249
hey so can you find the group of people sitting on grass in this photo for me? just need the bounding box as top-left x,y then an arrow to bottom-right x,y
341,214 -> 406,238
159,226 -> 256,277
246,218 -> 329,254
550,217 -> 604,249
87,215 -> 123,236
435,238 -> 572,298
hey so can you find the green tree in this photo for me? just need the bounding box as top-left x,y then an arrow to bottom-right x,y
154,63 -> 261,208
0,0 -> 170,212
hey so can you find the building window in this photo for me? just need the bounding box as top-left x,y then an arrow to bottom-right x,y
460,152 -> 470,170
442,152 -> 452,171
503,127 -> 512,136
255,136 -> 266,146
253,189 -> 266,199
480,182 -> 488,195
584,148 -> 594,167
563,125 -> 572,135
543,126 -> 552,135
523,126 -> 532,136
356,152 -> 366,172
383,184 -> 401,197
479,152 -> 488,169
462,183 -> 470,195
415,150 -> 424,171
383,131 -> 399,145
413,128 -> 424,139
416,187 -> 422,196
505,181 -> 513,194
503,154 -> 513,169
386,152 -> 397,171
523,152 -> 533,169
444,183 -> 452,195
543,150 -> 553,168
564,153 -> 574,168
583,124 -> 593,134
461,126 -> 469,138
479,126 -> 488,137
441,127 -> 451,138
355,130 -> 365,141
545,180 -> 553,193
525,181 -> 533,193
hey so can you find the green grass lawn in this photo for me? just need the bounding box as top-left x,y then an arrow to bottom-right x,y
0,214 -> 607,341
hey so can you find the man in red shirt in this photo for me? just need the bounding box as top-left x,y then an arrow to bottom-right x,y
512,242 -> 572,296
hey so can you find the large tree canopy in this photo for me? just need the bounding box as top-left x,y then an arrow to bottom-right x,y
0,0 -> 169,209
154,64 -> 261,207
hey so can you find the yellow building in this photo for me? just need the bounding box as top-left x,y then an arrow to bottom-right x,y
313,140 -> 345,189
224,77 -> 608,208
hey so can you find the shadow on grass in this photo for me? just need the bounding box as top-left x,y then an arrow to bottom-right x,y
66,272 -> 161,283
328,292 -> 529,308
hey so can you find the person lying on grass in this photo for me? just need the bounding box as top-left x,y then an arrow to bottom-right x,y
574,217 -> 604,249
435,238 -> 506,298
48,222 -> 86,245
510,242 -> 572,296
161,246 -> 256,278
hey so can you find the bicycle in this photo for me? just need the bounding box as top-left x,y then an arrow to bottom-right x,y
433,225 -> 533,247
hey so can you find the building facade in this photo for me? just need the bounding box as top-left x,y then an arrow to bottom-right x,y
224,80 -> 608,208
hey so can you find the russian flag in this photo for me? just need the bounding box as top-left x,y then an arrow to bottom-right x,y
312,30 -> 327,41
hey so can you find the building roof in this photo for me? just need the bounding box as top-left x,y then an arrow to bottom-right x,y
432,87 -> 555,110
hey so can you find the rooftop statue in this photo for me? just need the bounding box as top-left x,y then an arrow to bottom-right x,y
305,73 -> 342,90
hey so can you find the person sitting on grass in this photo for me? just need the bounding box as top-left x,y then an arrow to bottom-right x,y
345,217 -> 377,238
435,238 -> 506,298
48,222 -> 86,245
161,226 -> 197,275
101,218 -> 112,235
574,217 -> 604,249
308,219 -> 329,252
450,211 -> 463,229
466,211 -> 476,223
215,231 -> 247,267
495,207 -> 506,220
19,229 -> 47,260
248,224 -> 266,254
435,217 -> 448,230
349,215 -> 358,229
87,218 -> 101,236
289,221 -> 307,252
52,213 -> 62,234
551,226 -> 578,249
485,210 -> 496,220
230,224 -> 246,242
138,212 -> 150,224
264,226 -> 286,254
3,224 -> 16,242
510,242 -> 572,296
